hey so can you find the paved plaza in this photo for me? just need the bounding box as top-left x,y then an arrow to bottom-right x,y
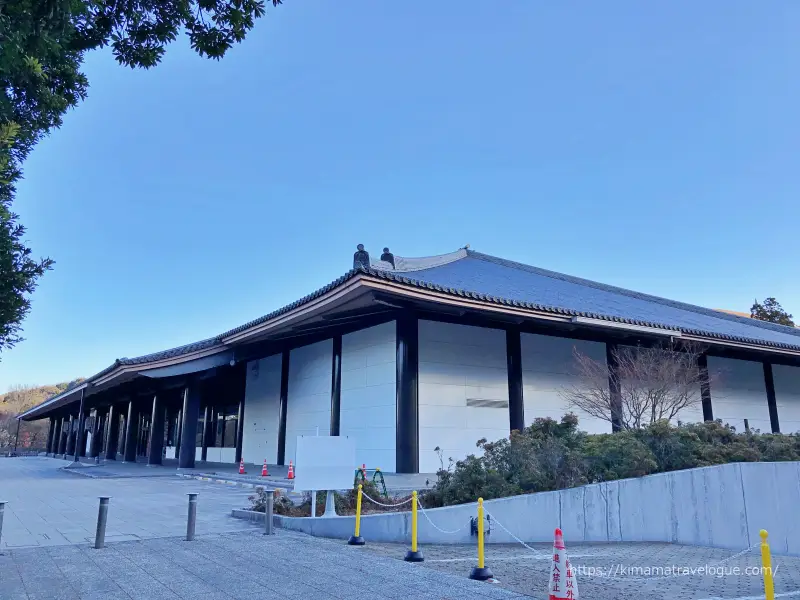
0,530 -> 531,600
2,457 -> 800,599
0,457 -> 256,548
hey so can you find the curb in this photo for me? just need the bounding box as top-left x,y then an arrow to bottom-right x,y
175,473 -> 294,491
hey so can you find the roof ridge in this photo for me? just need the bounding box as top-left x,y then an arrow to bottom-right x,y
466,250 -> 800,340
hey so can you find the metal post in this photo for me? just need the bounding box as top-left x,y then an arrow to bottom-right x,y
263,493 -> 274,536
347,484 -> 365,545
404,491 -> 424,562
186,493 -> 198,541
0,501 -> 5,553
761,529 -> 775,600
469,498 -> 493,581
94,497 -> 110,549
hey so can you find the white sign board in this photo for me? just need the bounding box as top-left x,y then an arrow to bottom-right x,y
293,436 -> 356,492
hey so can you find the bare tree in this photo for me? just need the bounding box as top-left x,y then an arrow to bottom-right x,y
560,343 -> 711,430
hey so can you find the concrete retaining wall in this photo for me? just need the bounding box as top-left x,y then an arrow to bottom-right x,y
242,462 -> 800,555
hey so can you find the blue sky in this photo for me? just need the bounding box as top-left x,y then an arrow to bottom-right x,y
3,1 -> 799,390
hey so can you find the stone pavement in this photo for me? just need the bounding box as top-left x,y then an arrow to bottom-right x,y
363,539 -> 800,599
0,457 -> 256,548
0,530 -> 525,600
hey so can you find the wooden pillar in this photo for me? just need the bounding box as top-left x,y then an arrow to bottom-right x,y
698,354 -> 714,421
148,395 -> 165,465
764,362 -> 780,434
65,415 -> 76,456
330,335 -> 342,436
506,328 -> 525,432
178,380 -> 201,469
201,406 -> 212,461
123,399 -> 139,463
606,344 -> 623,432
105,405 -> 119,460
46,419 -> 56,455
277,349 -> 290,466
74,389 -> 86,462
234,364 -> 246,464
396,312 -> 419,474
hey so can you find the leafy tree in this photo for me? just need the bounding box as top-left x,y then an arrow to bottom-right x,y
750,297 -> 795,327
0,0 -> 282,354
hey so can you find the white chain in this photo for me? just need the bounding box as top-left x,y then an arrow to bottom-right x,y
485,509 -> 761,581
484,510 -> 549,557
585,544 -> 761,582
360,491 -> 413,508
417,500 -> 468,535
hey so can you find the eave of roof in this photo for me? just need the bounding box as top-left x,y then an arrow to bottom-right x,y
21,249 -> 800,419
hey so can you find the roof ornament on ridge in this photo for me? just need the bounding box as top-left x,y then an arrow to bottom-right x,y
353,244 -> 370,269
380,247 -> 395,269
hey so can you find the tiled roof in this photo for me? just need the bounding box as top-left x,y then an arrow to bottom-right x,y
388,250 -> 800,350
29,247 -> 800,414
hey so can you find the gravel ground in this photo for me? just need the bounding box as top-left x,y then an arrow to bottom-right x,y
362,538 -> 800,599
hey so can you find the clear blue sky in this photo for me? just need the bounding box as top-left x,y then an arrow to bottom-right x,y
3,1 -> 799,390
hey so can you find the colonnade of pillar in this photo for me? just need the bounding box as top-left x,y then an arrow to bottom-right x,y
43,367 -> 246,469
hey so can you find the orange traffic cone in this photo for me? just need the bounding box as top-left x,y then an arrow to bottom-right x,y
261,459 -> 269,477
548,528 -> 578,600
287,460 -> 294,480
238,458 -> 246,475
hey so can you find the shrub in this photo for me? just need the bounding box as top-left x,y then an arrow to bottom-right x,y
423,414 -> 800,508
582,432 -> 657,482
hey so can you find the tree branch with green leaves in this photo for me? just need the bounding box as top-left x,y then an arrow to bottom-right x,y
0,0 -> 282,355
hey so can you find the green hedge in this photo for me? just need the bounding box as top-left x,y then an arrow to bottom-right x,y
421,415 -> 800,508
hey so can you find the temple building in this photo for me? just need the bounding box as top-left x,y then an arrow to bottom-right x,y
20,246 -> 800,473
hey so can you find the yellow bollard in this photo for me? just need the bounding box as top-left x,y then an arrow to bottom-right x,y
348,484 -> 365,546
404,491 -> 424,562
469,498 -> 494,581
760,530 -> 775,600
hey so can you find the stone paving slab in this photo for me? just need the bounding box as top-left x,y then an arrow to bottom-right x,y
0,531 -> 525,600
0,458 -> 256,549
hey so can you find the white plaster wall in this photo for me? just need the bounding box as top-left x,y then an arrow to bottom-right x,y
242,354 -> 282,464
196,447 -> 236,463
708,357 -> 771,433
773,364 -> 800,433
521,333 -> 612,434
340,321 -> 397,472
418,320 -> 510,473
285,339 -> 333,465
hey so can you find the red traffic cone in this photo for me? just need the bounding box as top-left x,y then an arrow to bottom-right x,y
239,458 -> 246,475
261,459 -> 269,477
287,460 -> 294,480
361,463 -> 367,479
549,528 -> 578,599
